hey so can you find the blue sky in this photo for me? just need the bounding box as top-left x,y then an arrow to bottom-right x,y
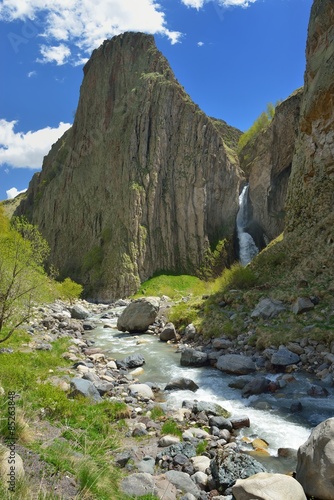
0,0 -> 313,201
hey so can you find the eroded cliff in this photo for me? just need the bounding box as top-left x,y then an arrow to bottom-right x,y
240,89 -> 303,242
284,0 -> 334,277
18,33 -> 241,300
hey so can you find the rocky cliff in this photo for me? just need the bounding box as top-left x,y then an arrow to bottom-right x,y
17,32 -> 241,300
240,89 -> 303,242
283,0 -> 334,277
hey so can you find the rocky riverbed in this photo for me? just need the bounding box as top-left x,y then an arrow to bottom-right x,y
1,297 -> 333,499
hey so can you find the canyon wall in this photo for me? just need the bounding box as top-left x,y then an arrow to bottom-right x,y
18,33 -> 242,300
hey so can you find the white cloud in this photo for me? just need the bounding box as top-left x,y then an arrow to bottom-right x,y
181,0 -> 256,8
0,119 -> 72,169
37,43 -> 71,65
0,0 -> 182,65
197,41 -> 204,47
6,187 -> 27,199
27,70 -> 37,77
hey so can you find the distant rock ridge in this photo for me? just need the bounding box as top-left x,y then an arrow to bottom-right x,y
17,32 -> 242,300
240,88 -> 303,242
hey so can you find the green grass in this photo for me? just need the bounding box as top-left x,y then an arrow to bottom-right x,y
161,419 -> 182,438
0,334 -> 133,500
133,273 -> 209,299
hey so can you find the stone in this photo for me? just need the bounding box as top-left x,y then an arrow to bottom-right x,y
120,472 -> 157,497
192,471 -> 208,489
117,298 -> 159,333
69,378 -> 102,402
157,442 -> 197,460
292,297 -> 315,314
180,348 -> 208,367
0,449 -> 25,482
271,347 -> 300,367
154,474 -> 179,500
251,298 -> 286,319
232,472 -> 307,500
191,401 -> 231,418
212,338 -> 232,350
296,417 -> 334,499
190,456 -> 211,473
241,377 -> 270,397
70,304 -> 90,320
209,416 -> 233,431
184,323 -> 197,339
230,416 -> 250,430
129,384 -> 155,400
165,470 -> 201,498
159,435 -> 181,447
165,378 -> 199,392
160,322 -> 176,341
211,449 -> 266,490
121,353 -> 146,368
216,354 -> 256,375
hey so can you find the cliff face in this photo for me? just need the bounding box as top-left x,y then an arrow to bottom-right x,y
285,0 -> 334,237
239,89 -> 303,243
18,33 -> 241,300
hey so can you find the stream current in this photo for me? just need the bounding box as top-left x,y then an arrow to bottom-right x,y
84,308 -> 334,471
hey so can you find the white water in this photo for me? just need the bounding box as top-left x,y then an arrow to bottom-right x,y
237,185 -> 259,266
84,315 -> 316,464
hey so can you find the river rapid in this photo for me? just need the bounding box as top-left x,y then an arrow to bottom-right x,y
84,306 -> 334,472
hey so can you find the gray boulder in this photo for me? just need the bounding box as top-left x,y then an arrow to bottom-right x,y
120,472 -> 157,497
70,378 -> 102,402
251,298 -> 285,319
242,376 -> 270,397
129,383 -> 155,400
117,297 -> 159,332
209,416 -> 233,431
160,322 -> 177,341
180,348 -> 208,367
216,354 -> 256,375
70,304 -> 90,319
165,470 -> 201,498
121,353 -> 145,368
211,449 -> 266,490
191,401 -> 231,418
232,472 -> 307,500
165,378 -> 199,392
271,347 -> 300,367
292,297 -> 315,314
296,417 -> 334,500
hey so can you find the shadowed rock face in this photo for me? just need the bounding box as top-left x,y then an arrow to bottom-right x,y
17,32 -> 241,300
285,0 -> 334,235
239,88 -> 303,242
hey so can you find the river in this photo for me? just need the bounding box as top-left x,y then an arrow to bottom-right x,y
83,307 -> 334,471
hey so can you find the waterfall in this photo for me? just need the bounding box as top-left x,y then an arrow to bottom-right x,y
237,185 -> 259,266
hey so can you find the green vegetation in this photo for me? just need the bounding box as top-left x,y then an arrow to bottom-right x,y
0,209 -> 81,344
133,273 -> 209,300
0,335 -> 131,499
196,440 -> 208,455
161,419 -> 182,438
237,102 -> 278,152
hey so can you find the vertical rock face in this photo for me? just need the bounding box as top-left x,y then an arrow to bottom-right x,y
285,0 -> 334,236
18,32 -> 241,300
239,89 -> 302,242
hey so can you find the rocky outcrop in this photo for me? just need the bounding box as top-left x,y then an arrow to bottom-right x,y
239,89 -> 302,242
17,32 -> 241,300
284,0 -> 334,275
296,417 -> 334,499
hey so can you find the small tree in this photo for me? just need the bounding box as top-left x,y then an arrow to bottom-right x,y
0,211 -> 53,343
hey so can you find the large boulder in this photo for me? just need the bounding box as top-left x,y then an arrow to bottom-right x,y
216,354 -> 256,375
121,472 -> 157,497
296,417 -> 334,500
211,449 -> 266,491
129,383 -> 155,400
70,378 -> 102,402
165,470 -> 201,498
165,377 -> 199,392
160,322 -> 176,341
117,298 -> 159,333
70,303 -> 90,320
271,347 -> 300,367
251,298 -> 286,319
180,348 -> 208,367
232,472 -> 307,500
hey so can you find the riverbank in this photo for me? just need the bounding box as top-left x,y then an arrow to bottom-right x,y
1,298 -> 333,499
